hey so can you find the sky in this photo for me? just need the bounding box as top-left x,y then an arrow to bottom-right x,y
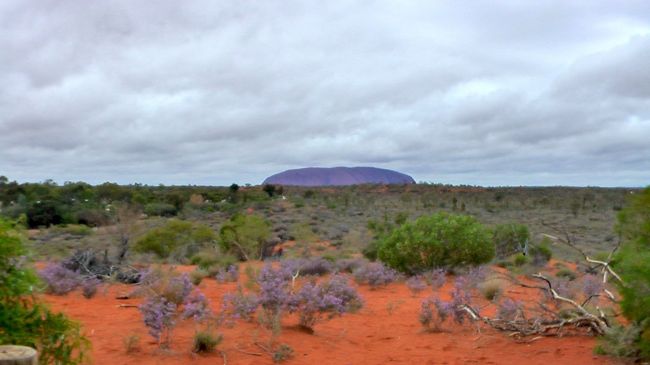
1,1 -> 649,187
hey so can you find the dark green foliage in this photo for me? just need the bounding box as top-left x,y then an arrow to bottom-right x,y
26,200 -> 64,228
144,203 -> 178,217
219,214 -> 271,261
134,219 -> 216,258
612,188 -> 650,359
513,253 -> 530,267
492,223 -> 530,259
377,213 -> 494,274
0,219 -> 89,364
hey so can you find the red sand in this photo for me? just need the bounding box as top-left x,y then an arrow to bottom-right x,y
42,267 -> 619,365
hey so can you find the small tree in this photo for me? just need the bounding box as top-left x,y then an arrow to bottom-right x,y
219,213 -> 271,260
377,212 -> 494,274
614,187 -> 650,359
492,223 -> 529,259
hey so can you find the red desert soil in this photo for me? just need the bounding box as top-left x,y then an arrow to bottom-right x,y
42,265 -> 619,365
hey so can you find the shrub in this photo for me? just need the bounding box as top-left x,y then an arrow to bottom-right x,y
353,262 -> 398,288
492,223 -> 530,259
144,202 -> 178,217
419,297 -> 452,332
513,253 -> 530,267
221,286 -> 259,322
280,258 -> 332,276
257,264 -> 293,328
334,258 -> 366,273
81,277 -> 101,299
38,262 -> 81,295
288,275 -> 363,331
406,276 -> 427,296
0,219 -> 89,364
612,186 -> 650,359
480,281 -> 502,301
215,264 -> 239,283
377,213 -> 494,274
190,268 -> 209,285
135,267 -> 193,305
497,298 -> 522,321
272,343 -> 294,363
192,330 -> 222,353
122,334 -> 140,353
556,268 -> 577,281
219,213 -> 271,261
182,290 -> 212,322
425,268 -> 447,289
139,296 -> 177,347
134,220 -> 215,259
530,240 -> 553,266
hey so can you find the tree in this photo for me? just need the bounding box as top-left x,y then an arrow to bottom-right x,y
219,213 -> 271,261
492,223 -> 530,259
377,212 -> 494,274
614,187 -> 650,359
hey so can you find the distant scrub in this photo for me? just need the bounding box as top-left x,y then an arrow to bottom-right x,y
134,219 -> 215,259
219,213 -> 271,261
377,213 -> 494,274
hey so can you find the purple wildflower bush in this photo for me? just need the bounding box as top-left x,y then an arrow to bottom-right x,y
406,275 -> 427,296
215,264 -> 239,283
497,298 -> 522,321
353,262 -> 398,288
419,274 -> 479,331
182,290 -> 212,322
280,258 -> 333,277
419,297 -> 453,332
139,296 -> 178,347
220,264 -> 363,333
221,286 -> 259,322
81,277 -> 101,299
287,275 -> 363,331
425,268 -> 447,290
38,262 -> 82,295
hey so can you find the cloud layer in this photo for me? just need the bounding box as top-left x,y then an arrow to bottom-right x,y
1,1 -> 649,186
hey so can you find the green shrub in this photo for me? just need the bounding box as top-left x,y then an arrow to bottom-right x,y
492,223 -> 530,259
480,282 -> 502,301
219,213 -> 271,261
190,268 -> 209,285
613,187 -> 650,360
0,219 -> 89,364
135,219 -> 215,258
192,330 -> 222,353
377,213 -> 494,274
512,253 -> 530,267
556,268 -> 577,281
144,203 -> 178,217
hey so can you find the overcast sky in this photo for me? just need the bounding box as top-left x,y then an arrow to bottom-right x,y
1,1 -> 649,187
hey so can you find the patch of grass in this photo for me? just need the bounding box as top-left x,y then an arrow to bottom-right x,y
556,268 -> 577,281
192,330 -> 222,353
122,334 -> 140,354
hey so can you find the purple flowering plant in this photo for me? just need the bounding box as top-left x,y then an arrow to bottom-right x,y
38,262 -> 81,295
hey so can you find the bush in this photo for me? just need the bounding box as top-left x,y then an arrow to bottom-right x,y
492,223 -> 530,259
613,186 -> 650,359
192,330 -> 222,353
556,268 -> 577,281
0,219 -> 89,364
513,253 -> 530,267
139,296 -> 177,347
221,287 -> 259,322
530,240 -> 553,266
353,262 -> 398,288
406,276 -> 427,296
134,220 -> 215,259
215,264 -> 239,283
81,277 -> 101,299
38,262 -> 82,295
144,203 -> 178,217
219,213 -> 271,261
377,213 -> 494,274
190,268 -> 209,285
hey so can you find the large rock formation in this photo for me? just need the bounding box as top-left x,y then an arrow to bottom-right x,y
262,167 -> 415,186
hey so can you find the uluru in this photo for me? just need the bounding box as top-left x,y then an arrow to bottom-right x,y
262,166 -> 416,186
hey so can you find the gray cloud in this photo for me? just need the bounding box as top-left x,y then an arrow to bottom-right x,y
0,0 -> 649,186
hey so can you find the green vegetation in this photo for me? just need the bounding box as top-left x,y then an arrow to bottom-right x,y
219,213 -> 271,260
492,223 -> 529,259
134,219 -> 215,259
612,187 -> 650,360
377,212 -> 494,274
0,219 -> 89,364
